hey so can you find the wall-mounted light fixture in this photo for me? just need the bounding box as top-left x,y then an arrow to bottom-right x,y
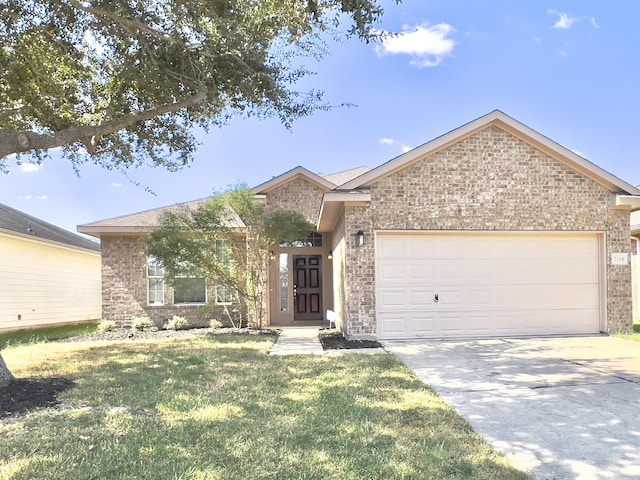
328,250 -> 333,260
357,230 -> 365,246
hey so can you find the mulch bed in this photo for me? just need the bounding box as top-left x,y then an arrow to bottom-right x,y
61,326 -> 278,343
0,377 -> 75,419
319,330 -> 382,350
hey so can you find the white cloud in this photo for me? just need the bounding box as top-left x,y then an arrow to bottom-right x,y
110,182 -> 124,188
590,17 -> 599,28
547,9 -> 577,29
378,138 -> 413,154
375,23 -> 456,68
19,163 -> 42,173
19,194 -> 47,201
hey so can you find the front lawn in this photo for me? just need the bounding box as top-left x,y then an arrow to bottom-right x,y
0,334 -> 530,479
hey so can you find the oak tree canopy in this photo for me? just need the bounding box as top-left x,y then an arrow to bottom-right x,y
0,0 -> 399,172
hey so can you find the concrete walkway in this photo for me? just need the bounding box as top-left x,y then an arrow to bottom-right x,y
269,326 -> 387,355
269,326 -> 325,355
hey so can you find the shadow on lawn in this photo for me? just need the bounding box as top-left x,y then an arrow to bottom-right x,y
0,378 -> 75,419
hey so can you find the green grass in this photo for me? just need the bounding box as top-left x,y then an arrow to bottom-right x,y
0,335 -> 531,480
0,323 -> 98,349
616,322 -> 640,342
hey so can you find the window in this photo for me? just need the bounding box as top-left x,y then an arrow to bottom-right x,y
279,253 -> 289,311
216,240 -> 231,265
216,285 -> 233,305
215,240 -> 233,305
174,277 -> 206,305
147,256 -> 165,306
280,231 -> 323,248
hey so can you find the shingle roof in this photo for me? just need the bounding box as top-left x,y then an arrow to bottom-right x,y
0,203 -> 100,252
80,167 -> 372,237
319,166 -> 371,187
78,197 -> 245,238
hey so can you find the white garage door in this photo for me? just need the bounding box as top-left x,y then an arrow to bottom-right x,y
376,232 -> 603,339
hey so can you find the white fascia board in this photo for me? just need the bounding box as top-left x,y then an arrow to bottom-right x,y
322,192 -> 371,204
612,194 -> 640,211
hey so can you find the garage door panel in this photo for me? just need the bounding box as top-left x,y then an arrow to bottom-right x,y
376,232 -> 602,339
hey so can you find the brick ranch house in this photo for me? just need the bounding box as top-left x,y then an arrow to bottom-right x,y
79,111 -> 640,340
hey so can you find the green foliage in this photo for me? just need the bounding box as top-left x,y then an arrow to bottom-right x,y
0,0 -> 400,169
96,321 -> 116,333
147,185 -> 313,328
166,315 -> 189,331
132,317 -> 153,331
263,208 -> 318,244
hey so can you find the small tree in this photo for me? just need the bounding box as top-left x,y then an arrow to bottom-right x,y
147,186 -> 313,328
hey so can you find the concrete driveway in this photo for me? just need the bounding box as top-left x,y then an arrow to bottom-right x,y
384,336 -> 640,480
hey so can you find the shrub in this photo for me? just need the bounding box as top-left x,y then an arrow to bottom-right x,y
97,321 -> 116,333
166,315 -> 189,331
132,317 -> 153,331
210,319 -> 224,329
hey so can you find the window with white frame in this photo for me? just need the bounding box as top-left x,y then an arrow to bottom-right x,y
215,240 -> 233,305
147,256 -> 165,306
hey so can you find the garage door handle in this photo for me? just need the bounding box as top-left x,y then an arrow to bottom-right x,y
434,294 -> 439,303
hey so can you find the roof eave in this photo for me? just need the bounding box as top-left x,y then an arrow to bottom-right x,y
317,192 -> 371,232
611,194 -> 640,212
0,227 -> 100,253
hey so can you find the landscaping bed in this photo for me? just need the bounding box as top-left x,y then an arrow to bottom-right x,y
319,329 -> 383,350
61,326 -> 277,343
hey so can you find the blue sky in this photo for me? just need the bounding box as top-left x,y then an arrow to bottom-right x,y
2,0 -> 639,235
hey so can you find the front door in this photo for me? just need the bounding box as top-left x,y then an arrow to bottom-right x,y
294,255 -> 323,321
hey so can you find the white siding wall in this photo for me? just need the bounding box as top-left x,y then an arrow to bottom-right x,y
0,232 -> 101,331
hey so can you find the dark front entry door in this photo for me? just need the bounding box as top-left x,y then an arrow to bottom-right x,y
294,255 -> 323,321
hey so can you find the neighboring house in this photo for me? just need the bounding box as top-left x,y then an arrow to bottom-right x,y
79,111 -> 640,339
0,203 -> 101,333
631,210 -> 640,320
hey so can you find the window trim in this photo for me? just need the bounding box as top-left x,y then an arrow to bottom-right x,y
147,256 -> 165,307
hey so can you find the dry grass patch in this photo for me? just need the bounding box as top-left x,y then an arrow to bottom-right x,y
1,334 -> 531,479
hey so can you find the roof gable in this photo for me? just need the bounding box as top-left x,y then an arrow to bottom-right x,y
252,166 -> 336,194
0,203 -> 100,252
339,110 -> 640,195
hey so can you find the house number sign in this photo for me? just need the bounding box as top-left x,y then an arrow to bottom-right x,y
611,253 -> 629,266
